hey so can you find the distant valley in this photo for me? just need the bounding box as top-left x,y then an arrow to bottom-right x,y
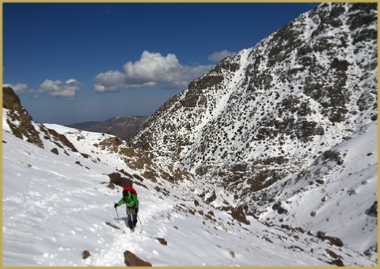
67,116 -> 149,140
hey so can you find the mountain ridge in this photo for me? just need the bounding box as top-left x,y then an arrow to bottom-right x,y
128,2 -> 377,202
2,2 -> 377,265
68,116 -> 149,140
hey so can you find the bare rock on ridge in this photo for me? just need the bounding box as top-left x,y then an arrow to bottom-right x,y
3,87 -> 44,148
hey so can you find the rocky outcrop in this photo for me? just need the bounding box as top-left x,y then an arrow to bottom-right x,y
123,251 -> 152,266
108,172 -> 134,188
3,87 -> 44,148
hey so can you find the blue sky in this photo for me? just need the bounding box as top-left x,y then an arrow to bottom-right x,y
3,2 -> 319,125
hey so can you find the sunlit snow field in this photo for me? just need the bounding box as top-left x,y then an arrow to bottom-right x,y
2,114 -> 377,266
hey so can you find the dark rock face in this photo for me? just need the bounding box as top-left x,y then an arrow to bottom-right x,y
3,87 -> 44,148
128,3 -> 377,203
108,172 -> 134,188
3,87 -> 22,110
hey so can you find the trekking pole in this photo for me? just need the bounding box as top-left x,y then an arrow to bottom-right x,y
115,208 -> 119,222
137,214 -> 142,225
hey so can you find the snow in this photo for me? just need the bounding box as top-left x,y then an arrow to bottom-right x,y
2,109 -> 11,132
255,120 -> 378,254
2,3 -> 377,266
2,119 -> 377,266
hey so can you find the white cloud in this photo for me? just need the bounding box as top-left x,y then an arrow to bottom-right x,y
94,70 -> 127,93
4,80 -> 83,100
93,69 -> 158,93
208,50 -> 235,62
3,83 -> 29,93
38,79 -> 83,99
94,51 -> 214,93
123,51 -> 180,82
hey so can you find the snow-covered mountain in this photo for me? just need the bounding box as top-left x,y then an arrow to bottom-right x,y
2,2 -> 377,266
2,86 -> 377,266
128,2 -> 377,199
127,2 -> 378,261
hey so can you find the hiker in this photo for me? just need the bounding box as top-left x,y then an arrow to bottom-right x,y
114,186 -> 139,231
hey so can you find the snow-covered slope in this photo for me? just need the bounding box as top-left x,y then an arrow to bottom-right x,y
2,112 -> 377,266
252,120 -> 378,258
2,2 -> 377,266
